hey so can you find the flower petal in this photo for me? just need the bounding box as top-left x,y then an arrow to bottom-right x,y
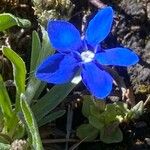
85,7 -> 113,47
96,48 -> 139,66
47,21 -> 82,52
81,62 -> 113,98
36,54 -> 79,84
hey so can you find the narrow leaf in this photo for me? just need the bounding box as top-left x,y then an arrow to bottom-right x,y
89,115 -> 104,130
38,110 -> 66,127
2,47 -> 26,95
100,123 -> 123,144
0,143 -> 10,150
32,83 -> 76,122
0,75 -> 13,119
25,28 -> 54,104
20,95 -> 43,150
30,31 -> 42,74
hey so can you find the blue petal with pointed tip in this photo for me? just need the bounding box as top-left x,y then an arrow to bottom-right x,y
81,62 -> 113,98
36,53 -> 79,84
96,48 -> 139,66
85,7 -> 113,47
47,21 -> 82,53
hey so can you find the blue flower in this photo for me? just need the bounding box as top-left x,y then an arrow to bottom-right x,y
35,7 -> 139,99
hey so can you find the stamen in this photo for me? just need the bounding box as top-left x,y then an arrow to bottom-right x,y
81,51 -> 95,63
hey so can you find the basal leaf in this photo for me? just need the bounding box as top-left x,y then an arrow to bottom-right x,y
0,76 -> 19,138
82,95 -> 106,118
20,95 -> 43,150
0,75 -> 13,120
30,31 -> 42,74
25,28 -> 54,104
38,110 -> 66,127
0,13 -> 31,31
82,95 -> 94,118
100,122 -> 123,144
89,115 -> 104,130
0,143 -> 10,150
76,124 -> 99,141
2,47 -> 26,96
127,101 -> 144,120
32,83 -> 77,122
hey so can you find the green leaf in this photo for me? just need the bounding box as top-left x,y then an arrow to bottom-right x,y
0,13 -> 31,31
2,47 -> 26,96
100,122 -> 123,144
0,75 -> 19,137
0,143 -> 10,150
0,75 -> 13,120
30,31 -> 42,74
82,96 -> 94,118
0,133 -> 12,144
25,28 -> 54,104
76,124 -> 99,141
20,95 -> 43,150
29,28 -> 54,76
38,110 -> 66,127
127,101 -> 144,120
3,47 -> 26,111
41,26 -> 55,58
99,102 -> 128,125
32,83 -> 77,122
89,115 -> 104,130
82,95 -> 106,118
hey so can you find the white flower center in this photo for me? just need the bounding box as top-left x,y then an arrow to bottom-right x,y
81,51 -> 95,63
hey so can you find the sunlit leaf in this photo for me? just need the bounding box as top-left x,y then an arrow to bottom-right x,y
0,143 -> 10,150
2,47 -> 26,96
0,13 -> 31,31
0,75 -> 13,120
30,31 -> 42,74
127,101 -> 144,120
25,28 -> 54,104
20,95 -> 43,150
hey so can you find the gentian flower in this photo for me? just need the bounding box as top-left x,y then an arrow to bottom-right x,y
35,7 -> 139,98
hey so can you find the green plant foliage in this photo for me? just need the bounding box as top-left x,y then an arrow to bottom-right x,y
0,13 -> 31,31
0,143 -> 10,150
100,122 -> 123,144
38,110 -> 66,127
32,83 -> 77,122
89,115 -> 104,130
25,29 -> 55,104
127,101 -> 144,120
2,47 -> 26,111
30,31 -> 42,74
76,124 -> 99,141
0,75 -> 19,138
2,47 -> 26,95
0,75 -> 13,120
20,96 -> 43,150
82,95 -> 105,118
0,133 -> 12,144
77,96 -> 144,144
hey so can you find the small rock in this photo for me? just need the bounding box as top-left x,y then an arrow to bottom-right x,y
145,138 -> 150,145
